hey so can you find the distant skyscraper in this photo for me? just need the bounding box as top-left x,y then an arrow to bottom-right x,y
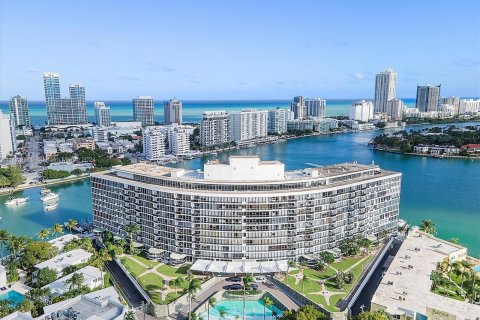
200,111 -> 230,147
386,99 -> 404,121
94,102 -> 112,127
43,72 -> 61,124
229,109 -> 268,142
9,95 -> 30,128
164,98 -> 182,125
42,73 -> 87,125
440,96 -> 461,115
133,96 -> 155,126
0,111 -> 16,160
268,108 -> 290,134
350,100 -> 373,122
305,98 -> 326,118
416,85 -> 441,112
290,96 -> 307,120
374,69 -> 397,113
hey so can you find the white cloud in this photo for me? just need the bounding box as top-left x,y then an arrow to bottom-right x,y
354,72 -> 365,80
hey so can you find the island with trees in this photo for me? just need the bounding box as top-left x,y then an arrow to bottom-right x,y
370,125 -> 480,158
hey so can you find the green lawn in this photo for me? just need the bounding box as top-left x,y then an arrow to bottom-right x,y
330,256 -> 364,271
138,273 -> 164,291
303,267 -> 336,280
156,264 -> 191,277
168,276 -> 189,289
133,255 -> 160,269
120,257 -> 146,277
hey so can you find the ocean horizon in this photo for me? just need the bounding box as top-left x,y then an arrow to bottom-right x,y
1,98 -> 417,126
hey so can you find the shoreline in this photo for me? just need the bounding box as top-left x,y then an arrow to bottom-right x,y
371,147 -> 480,160
0,174 -> 90,195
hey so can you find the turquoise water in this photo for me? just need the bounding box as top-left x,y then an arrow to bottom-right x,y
0,123 -> 479,257
0,290 -> 25,307
0,99 -> 417,126
473,265 -> 480,272
198,299 -> 283,320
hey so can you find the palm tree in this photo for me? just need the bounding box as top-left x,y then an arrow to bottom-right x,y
419,220 -> 437,235
37,228 -> 51,240
173,277 -> 184,297
7,236 -> 30,258
207,296 -> 217,320
243,275 -> 255,320
219,308 -> 227,320
286,260 -> 296,286
302,274 -> 309,294
51,223 -> 64,238
460,260 -> 471,289
65,272 -> 84,291
187,278 -> 202,320
0,230 -> 10,260
123,223 -> 140,243
90,248 -> 112,286
65,219 -> 78,233
262,296 -> 273,320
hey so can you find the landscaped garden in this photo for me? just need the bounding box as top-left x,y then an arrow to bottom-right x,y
279,236 -> 378,312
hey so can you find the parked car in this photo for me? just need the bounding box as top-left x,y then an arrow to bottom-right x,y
255,276 -> 266,283
227,276 -> 242,282
228,284 -> 243,290
248,284 -> 258,290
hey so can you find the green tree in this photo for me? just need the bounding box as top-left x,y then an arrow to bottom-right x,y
318,251 -> 335,264
124,310 -> 136,320
0,300 -> 13,318
36,267 -> 57,287
19,241 -> 57,270
8,235 -> 30,258
90,248 -> 112,285
65,272 -> 85,291
302,274 -> 309,293
123,223 -> 140,252
355,310 -> 389,320
334,271 -> 345,289
16,299 -> 34,313
243,274 -> 255,319
37,228 -> 51,240
219,308 -> 227,320
6,264 -> 19,283
286,260 -> 296,286
420,220 -> 437,235
0,230 -> 10,259
66,219 -> 78,233
279,305 -> 328,320
208,296 -> 217,320
187,278 -> 202,320
172,277 -> 185,297
52,223 -> 64,238
262,296 -> 273,320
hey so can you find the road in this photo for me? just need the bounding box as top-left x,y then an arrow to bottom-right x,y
25,132 -> 42,170
350,238 -> 403,316
105,259 -> 147,309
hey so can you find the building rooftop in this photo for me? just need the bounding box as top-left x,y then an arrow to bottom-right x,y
44,266 -> 104,296
371,228 -> 480,318
48,234 -> 79,251
35,249 -> 92,273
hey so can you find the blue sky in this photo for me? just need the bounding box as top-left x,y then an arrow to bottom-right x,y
1,0 -> 479,100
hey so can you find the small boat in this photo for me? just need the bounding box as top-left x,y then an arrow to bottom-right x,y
41,192 -> 59,202
44,203 -> 58,211
40,187 -> 51,195
5,197 -> 29,206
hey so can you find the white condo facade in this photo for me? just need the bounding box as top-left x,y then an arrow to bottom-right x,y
94,102 -> 112,127
268,108 -> 290,134
0,111 -> 16,160
374,69 -> 397,113
350,100 -> 374,122
143,128 -> 165,161
200,111 -> 230,147
133,96 -> 155,126
91,156 -> 401,267
9,95 -> 30,128
229,109 -> 268,142
171,129 -> 190,155
290,96 -> 307,120
386,98 -> 404,121
459,98 -> 480,114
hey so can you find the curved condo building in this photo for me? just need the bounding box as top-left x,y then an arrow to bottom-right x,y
91,156 -> 401,268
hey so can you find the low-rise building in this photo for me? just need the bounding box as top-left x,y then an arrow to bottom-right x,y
312,118 -> 338,133
43,140 -> 58,160
34,249 -> 92,276
413,144 -> 460,155
143,128 -> 165,161
461,144 -> 480,154
71,138 -> 95,151
47,162 -> 93,172
287,119 -> 314,132
44,266 -> 104,296
371,228 -> 479,319
47,234 -> 79,251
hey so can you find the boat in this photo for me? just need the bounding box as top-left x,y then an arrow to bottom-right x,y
40,187 -> 51,195
5,197 -> 29,206
44,203 -> 58,211
41,192 -> 59,202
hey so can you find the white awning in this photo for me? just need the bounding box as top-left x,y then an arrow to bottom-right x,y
148,248 -> 164,254
170,252 -> 187,260
190,259 -> 288,274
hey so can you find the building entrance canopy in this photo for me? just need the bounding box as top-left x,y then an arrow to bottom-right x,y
190,259 -> 288,274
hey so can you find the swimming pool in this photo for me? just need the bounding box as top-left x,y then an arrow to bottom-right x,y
0,290 -> 26,307
473,264 -> 480,272
199,299 -> 284,320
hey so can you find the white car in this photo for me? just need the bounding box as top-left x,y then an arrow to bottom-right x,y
255,276 -> 266,283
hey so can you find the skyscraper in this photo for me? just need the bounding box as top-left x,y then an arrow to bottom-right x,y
43,72 -> 61,124
0,111 -> 16,160
305,98 -> 326,118
9,95 -> 30,128
290,96 -> 307,120
42,73 -> 87,125
374,69 -> 397,113
386,99 -> 404,121
94,102 -> 112,127
350,100 -> 374,122
416,85 -> 441,112
268,108 -> 290,134
229,109 -> 268,142
200,111 -> 230,146
142,128 -> 165,161
133,96 -> 155,126
164,98 -> 182,125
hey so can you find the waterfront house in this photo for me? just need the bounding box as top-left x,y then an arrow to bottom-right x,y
43,266 -> 103,296
34,249 -> 92,276
461,143 -> 480,154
